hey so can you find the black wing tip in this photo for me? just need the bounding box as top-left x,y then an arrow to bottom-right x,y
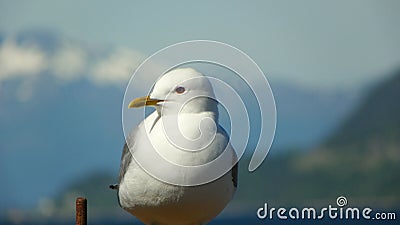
232,163 -> 238,188
109,184 -> 119,190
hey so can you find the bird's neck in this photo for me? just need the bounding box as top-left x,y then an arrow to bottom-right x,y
180,97 -> 218,115
158,97 -> 219,121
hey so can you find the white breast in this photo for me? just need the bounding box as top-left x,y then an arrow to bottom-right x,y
118,111 -> 237,225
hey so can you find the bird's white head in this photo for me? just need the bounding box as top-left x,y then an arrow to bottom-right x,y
128,68 -> 218,116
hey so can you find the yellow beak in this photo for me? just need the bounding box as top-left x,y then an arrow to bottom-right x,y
128,96 -> 164,108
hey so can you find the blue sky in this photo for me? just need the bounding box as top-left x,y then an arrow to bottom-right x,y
1,0 -> 400,90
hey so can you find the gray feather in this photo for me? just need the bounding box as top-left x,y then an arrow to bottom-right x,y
109,143 -> 132,191
118,142 -> 133,184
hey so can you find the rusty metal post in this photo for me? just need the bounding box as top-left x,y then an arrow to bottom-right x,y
76,197 -> 87,225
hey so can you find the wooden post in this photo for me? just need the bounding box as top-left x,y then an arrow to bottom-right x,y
76,197 -> 87,225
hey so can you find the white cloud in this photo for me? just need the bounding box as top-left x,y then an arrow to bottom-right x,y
0,36 -> 148,89
51,43 -> 87,81
0,39 -> 48,81
90,48 -> 145,86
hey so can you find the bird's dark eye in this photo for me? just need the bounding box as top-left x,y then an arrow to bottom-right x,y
175,86 -> 186,94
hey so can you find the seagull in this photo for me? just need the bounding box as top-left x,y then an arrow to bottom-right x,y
110,68 -> 238,225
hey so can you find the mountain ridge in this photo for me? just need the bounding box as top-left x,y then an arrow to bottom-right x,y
326,68 -> 400,148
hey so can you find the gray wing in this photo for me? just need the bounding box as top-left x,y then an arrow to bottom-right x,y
110,115 -> 158,190
109,143 -> 132,190
109,142 -> 134,206
118,142 -> 133,184
110,125 -> 138,190
218,125 -> 238,188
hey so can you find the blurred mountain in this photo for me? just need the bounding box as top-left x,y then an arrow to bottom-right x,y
271,81 -> 358,150
45,67 -> 400,220
0,30 -> 358,211
0,77 -> 125,210
326,68 -> 400,148
0,75 -> 354,208
235,68 -> 400,209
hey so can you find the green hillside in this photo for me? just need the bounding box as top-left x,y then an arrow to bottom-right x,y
232,69 -> 400,210
327,68 -> 400,148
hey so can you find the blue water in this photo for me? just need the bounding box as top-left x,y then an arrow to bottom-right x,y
0,210 -> 400,225
114,217 -> 397,225
118,217 -> 397,225
2,215 -> 397,225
